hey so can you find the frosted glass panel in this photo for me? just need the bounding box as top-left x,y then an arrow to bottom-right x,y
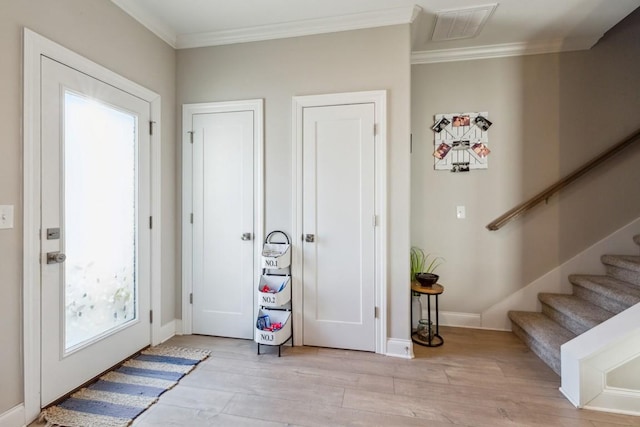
64,91 -> 138,351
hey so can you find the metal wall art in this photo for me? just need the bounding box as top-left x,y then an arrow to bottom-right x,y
432,112 -> 492,172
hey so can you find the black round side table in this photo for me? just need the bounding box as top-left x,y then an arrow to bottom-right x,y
411,282 -> 444,347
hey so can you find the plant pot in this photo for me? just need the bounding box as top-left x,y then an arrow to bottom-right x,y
415,273 -> 439,287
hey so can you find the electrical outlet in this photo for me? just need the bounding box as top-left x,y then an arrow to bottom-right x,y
456,205 -> 466,219
0,205 -> 14,229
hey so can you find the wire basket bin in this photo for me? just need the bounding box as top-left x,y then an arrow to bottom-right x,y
261,231 -> 291,269
257,275 -> 291,307
255,308 -> 292,346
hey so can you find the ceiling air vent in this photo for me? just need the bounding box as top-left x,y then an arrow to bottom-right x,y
431,4 -> 497,41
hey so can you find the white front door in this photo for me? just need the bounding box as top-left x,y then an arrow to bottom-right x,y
302,103 -> 376,352
186,102 -> 261,339
40,56 -> 152,405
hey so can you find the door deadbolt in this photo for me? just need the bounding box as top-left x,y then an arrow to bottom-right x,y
304,234 -> 315,243
46,252 -> 67,264
46,228 -> 60,240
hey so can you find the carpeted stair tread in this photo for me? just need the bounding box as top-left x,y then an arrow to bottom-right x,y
602,255 -> 640,286
509,235 -> 640,375
538,293 -> 615,335
569,274 -> 640,313
508,311 -> 575,375
601,255 -> 640,272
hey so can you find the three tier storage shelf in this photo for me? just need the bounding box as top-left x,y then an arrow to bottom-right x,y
255,231 -> 292,356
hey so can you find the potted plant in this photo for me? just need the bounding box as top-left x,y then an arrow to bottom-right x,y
410,247 -> 444,331
410,247 -> 443,287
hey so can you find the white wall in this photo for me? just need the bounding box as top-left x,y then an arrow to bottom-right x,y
607,355 -> 640,390
0,0 -> 176,415
411,8 -> 640,317
177,25 -> 412,340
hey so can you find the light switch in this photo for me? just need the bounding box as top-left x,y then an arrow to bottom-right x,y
0,205 -> 14,229
456,205 -> 466,219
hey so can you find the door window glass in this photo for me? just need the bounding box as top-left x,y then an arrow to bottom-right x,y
64,91 -> 138,351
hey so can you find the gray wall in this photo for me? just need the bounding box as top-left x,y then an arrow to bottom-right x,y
177,25 -> 412,340
0,0 -> 176,414
411,8 -> 640,315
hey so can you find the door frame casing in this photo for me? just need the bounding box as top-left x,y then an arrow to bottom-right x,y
23,28 -> 162,422
291,90 -> 388,354
181,100 -> 264,335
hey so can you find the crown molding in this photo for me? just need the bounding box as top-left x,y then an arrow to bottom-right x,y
110,0 -> 177,48
411,36 -> 601,64
109,0 -> 604,62
176,5 -> 421,49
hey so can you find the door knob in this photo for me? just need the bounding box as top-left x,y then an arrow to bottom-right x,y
241,232 -> 252,241
305,234 -> 315,243
46,251 -> 67,264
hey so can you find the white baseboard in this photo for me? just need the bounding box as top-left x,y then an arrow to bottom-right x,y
584,390 -> 640,417
440,311 -> 482,328
560,386 -> 581,408
386,338 -> 414,359
159,320 -> 176,343
174,319 -> 184,335
481,217 -> 640,330
0,404 -> 25,427
416,309 -> 484,329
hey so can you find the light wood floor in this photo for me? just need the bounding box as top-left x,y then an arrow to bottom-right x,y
126,327 -> 640,427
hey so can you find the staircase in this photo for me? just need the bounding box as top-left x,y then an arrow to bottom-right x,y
509,234 -> 640,375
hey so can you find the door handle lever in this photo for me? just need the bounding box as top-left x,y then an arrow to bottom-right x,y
305,234 -> 315,243
241,232 -> 252,241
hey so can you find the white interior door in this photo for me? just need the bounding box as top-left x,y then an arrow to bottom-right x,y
189,106 -> 258,339
302,103 -> 376,351
40,56 -> 151,405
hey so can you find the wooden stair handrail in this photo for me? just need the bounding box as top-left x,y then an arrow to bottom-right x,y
486,128 -> 640,231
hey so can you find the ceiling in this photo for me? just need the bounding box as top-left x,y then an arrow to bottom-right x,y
110,0 -> 640,63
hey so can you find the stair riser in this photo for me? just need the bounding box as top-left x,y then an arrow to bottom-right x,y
605,265 -> 640,286
572,285 -> 628,314
511,322 -> 561,375
541,303 -> 590,335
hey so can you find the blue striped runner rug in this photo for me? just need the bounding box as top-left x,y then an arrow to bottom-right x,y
41,346 -> 210,427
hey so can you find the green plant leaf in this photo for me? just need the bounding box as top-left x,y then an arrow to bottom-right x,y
410,246 -> 444,280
